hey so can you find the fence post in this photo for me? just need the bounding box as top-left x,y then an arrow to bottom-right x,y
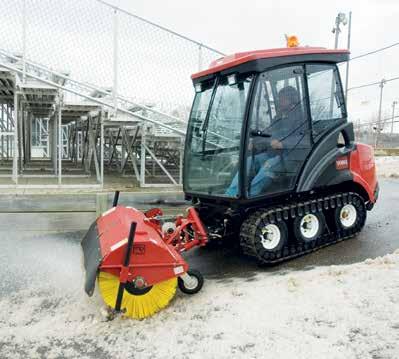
22,0 -> 27,83
374,79 -> 386,149
112,8 -> 119,116
96,193 -> 108,217
13,92 -> 18,184
58,94 -> 62,185
140,125 -> 146,186
1,105 -> 3,160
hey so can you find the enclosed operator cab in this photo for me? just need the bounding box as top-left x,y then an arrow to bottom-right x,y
185,47 -> 377,204
183,46 -> 378,263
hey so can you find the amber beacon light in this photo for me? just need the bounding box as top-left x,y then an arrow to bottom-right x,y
286,35 -> 299,48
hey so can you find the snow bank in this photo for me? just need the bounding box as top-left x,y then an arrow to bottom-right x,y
1,236 -> 398,359
375,156 -> 399,178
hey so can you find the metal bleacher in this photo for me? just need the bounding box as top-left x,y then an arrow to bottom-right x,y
0,0 -> 224,188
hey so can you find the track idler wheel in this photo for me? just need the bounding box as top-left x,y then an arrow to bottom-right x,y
98,271 -> 177,319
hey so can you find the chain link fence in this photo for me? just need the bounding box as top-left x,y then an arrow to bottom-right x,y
0,0 -> 224,118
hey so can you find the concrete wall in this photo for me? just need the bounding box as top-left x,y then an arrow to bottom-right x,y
0,191 -> 186,232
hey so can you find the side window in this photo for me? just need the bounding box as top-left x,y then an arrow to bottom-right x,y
249,67 -> 306,134
245,65 -> 311,198
306,64 -> 345,138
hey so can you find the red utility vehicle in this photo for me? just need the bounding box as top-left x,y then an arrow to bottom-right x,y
82,44 -> 378,319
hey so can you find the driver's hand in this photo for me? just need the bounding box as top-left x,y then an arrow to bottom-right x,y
263,160 -> 272,169
271,139 -> 283,149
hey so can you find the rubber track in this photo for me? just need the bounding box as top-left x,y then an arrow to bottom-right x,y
240,192 -> 367,264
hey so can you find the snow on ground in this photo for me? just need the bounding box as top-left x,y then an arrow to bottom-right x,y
0,233 -> 398,359
376,156 -> 399,178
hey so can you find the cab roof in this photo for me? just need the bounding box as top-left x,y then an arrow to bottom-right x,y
191,47 -> 349,81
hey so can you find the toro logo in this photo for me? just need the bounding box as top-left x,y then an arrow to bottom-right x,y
133,244 -> 145,255
336,156 -> 349,170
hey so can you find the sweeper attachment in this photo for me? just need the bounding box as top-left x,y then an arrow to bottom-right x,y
82,191 -> 207,319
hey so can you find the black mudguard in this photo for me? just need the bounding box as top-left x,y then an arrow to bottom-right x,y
81,221 -> 102,296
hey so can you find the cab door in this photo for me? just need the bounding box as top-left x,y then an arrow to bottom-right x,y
295,63 -> 350,192
244,65 -> 312,198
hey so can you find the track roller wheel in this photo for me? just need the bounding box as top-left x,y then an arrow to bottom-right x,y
293,212 -> 325,243
334,194 -> 367,231
240,210 -> 288,262
98,271 -> 177,319
178,269 -> 204,295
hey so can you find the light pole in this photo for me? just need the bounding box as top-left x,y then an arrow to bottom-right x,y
344,11 -> 352,102
391,100 -> 397,135
374,79 -> 386,149
332,12 -> 348,49
330,13 -> 348,116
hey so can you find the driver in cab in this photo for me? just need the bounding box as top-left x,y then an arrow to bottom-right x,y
226,85 -> 303,196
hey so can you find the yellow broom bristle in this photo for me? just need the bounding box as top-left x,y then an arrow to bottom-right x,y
98,271 -> 177,319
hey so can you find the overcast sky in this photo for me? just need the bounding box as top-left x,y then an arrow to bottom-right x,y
104,0 -> 399,125
105,0 -> 396,55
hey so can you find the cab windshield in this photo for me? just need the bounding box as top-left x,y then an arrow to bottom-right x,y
184,74 -> 253,196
